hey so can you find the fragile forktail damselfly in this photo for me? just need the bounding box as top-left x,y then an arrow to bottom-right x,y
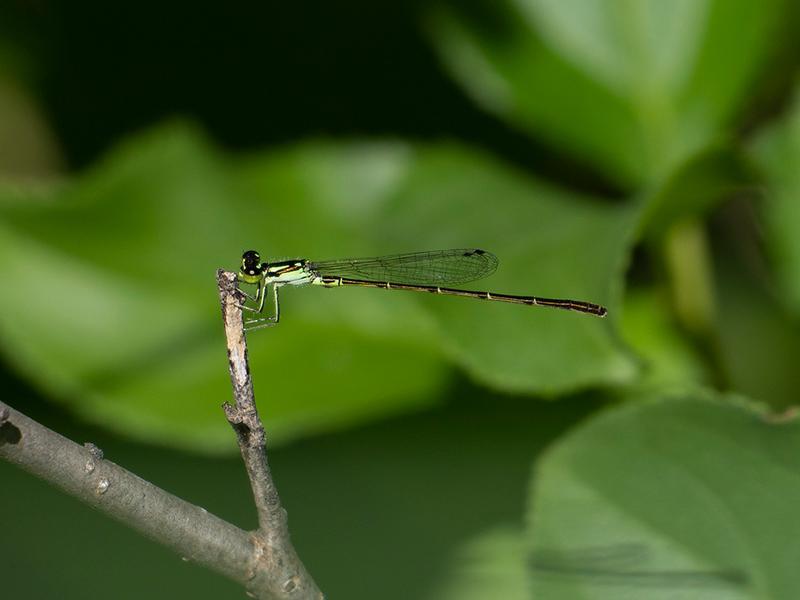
237,248 -> 607,330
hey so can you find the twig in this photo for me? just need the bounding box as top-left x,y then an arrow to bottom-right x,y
0,271 -> 322,599
217,269 -> 323,599
0,400 -> 259,589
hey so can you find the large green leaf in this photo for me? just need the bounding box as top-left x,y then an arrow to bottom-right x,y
363,144 -> 637,394
527,393 -> 800,598
430,0 -> 788,188
432,525 -> 530,600
0,124 -> 634,450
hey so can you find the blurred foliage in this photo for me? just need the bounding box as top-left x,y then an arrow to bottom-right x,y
528,394 -> 800,599
2,0 -> 800,598
431,0 -> 789,189
751,89 -> 800,315
0,126 -> 632,449
432,525 -> 530,599
618,287 -> 710,392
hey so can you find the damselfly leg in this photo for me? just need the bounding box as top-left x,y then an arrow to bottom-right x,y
242,283 -> 280,331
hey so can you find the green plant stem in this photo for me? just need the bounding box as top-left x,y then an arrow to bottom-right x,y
663,218 -> 717,336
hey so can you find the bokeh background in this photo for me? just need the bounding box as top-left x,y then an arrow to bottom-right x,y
2,1 -> 800,598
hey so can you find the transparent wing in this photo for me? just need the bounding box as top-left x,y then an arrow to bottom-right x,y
307,248 -> 499,286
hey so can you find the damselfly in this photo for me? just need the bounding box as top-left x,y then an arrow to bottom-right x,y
237,248 -> 607,330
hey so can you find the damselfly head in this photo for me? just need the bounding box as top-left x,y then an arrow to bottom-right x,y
239,250 -> 265,282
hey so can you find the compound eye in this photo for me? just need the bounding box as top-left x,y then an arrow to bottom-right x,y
241,250 -> 262,272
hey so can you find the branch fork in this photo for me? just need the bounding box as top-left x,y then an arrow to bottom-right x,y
0,269 -> 322,599
217,269 -> 322,599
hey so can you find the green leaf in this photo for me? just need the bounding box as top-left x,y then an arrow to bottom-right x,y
432,525 -> 530,600
750,87 -> 800,316
527,392 -> 800,598
430,0 -> 788,187
0,124 -> 635,450
366,144 -> 638,393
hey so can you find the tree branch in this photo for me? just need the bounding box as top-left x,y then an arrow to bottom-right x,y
0,271 -> 323,599
0,399 -> 259,590
217,269 -> 322,599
